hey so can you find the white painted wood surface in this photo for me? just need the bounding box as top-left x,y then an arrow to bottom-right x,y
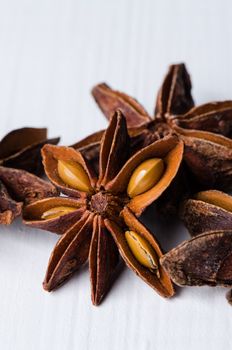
0,1 -> 232,349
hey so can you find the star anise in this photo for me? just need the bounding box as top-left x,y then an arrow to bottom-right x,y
0,127 -> 59,224
91,63 -> 232,191
180,190 -> 232,236
0,127 -> 60,175
160,230 -> 232,288
0,167 -> 58,224
23,111 -> 184,305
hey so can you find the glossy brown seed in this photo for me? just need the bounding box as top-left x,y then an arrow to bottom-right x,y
42,145 -> 97,199
125,230 -> 159,274
57,159 -> 92,193
126,138 -> 184,216
105,206 -> 175,298
161,230 -> 232,287
127,158 -> 164,198
41,206 -> 78,220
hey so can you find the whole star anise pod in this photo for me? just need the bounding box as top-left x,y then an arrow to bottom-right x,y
91,63 -> 232,190
23,111 -> 184,305
0,127 -> 59,224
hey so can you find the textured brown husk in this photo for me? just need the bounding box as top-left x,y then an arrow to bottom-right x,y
0,166 -> 58,204
43,212 -> 94,291
0,127 -> 59,175
89,215 -> 123,305
174,101 -> 232,137
92,83 -> 151,128
155,63 -> 194,119
0,180 -> 22,224
180,191 -> 232,236
0,127 -> 59,224
174,127 -> 232,190
160,230 -> 232,287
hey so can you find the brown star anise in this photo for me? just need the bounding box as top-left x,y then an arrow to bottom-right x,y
0,127 -> 60,175
180,190 -> 232,236
0,127 -> 59,224
160,229 -> 232,288
0,167 -> 58,224
23,111 -> 184,305
91,63 -> 232,191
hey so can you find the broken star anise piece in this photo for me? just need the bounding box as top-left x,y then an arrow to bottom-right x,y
0,127 -> 60,175
23,111 -> 184,305
0,166 -> 58,225
180,190 -> 232,236
160,230 -> 232,288
0,180 -> 22,224
91,83 -> 151,128
173,101 -> 232,137
0,127 -> 59,224
92,63 -> 232,190
171,125 -> 232,190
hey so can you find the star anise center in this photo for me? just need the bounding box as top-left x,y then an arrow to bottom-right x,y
90,191 -> 128,220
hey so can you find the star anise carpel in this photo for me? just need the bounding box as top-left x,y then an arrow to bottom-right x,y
0,127 -> 60,175
23,111 -> 184,305
0,127 -> 59,224
0,166 -> 58,224
92,63 -> 232,191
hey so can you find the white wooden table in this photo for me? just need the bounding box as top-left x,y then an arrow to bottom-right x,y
0,1 -> 232,349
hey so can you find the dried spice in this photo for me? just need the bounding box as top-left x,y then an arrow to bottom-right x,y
174,101 -> 232,137
0,181 -> 22,224
160,230 -> 232,287
0,127 -> 59,175
23,111 -> 184,305
180,190 -> 232,236
0,167 -> 58,224
92,63 -> 232,190
0,127 -> 59,224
